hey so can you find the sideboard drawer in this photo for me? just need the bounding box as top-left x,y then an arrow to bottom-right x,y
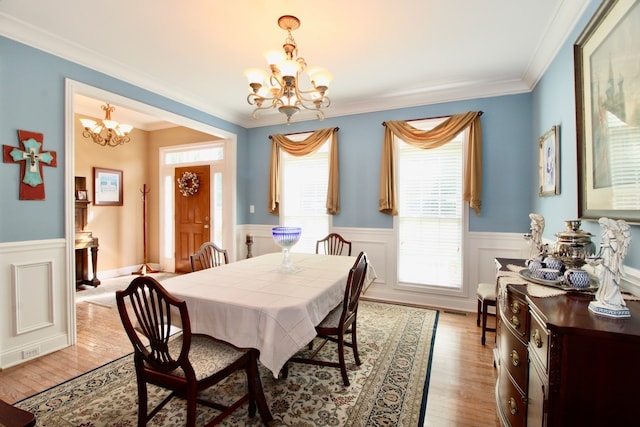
500,321 -> 528,392
497,367 -> 527,427
529,312 -> 549,372
502,290 -> 529,340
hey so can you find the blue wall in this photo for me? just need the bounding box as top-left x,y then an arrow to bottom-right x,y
3,1 -> 638,270
0,36 -> 245,243
243,93 -> 533,233
532,0 -> 640,268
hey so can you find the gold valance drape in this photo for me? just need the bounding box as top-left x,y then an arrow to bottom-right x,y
269,127 -> 339,215
379,111 -> 483,216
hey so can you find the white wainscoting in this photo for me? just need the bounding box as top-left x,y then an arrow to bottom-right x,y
236,226 -> 531,313
365,231 -> 531,313
0,239 -> 71,369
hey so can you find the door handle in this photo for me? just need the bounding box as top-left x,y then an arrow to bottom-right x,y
204,224 -> 209,229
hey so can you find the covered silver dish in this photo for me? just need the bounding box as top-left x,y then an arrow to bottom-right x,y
553,220 -> 596,268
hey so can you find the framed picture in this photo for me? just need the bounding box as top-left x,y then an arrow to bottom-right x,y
75,190 -> 88,201
93,167 -> 123,206
539,125 -> 560,196
575,0 -> 640,223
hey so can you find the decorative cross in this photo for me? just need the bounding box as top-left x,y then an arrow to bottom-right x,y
3,130 -> 57,200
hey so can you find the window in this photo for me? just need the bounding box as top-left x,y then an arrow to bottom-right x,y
396,118 -> 466,290
164,146 -> 223,164
280,133 -> 331,253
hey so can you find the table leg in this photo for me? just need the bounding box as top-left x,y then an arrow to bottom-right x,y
89,246 -> 101,287
249,349 -> 273,425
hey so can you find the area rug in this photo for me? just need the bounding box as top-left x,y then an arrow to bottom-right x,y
75,272 -> 179,308
16,301 -> 438,426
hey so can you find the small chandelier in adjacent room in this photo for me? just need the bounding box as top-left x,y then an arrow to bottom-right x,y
79,103 -> 133,147
245,15 -> 332,123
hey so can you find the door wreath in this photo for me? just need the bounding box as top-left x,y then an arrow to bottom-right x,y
177,171 -> 200,197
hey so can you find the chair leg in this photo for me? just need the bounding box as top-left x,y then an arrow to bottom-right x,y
338,332 -> 350,386
137,376 -> 148,427
477,298 -> 482,327
482,300 -> 493,346
186,386 -> 197,427
351,322 -> 361,366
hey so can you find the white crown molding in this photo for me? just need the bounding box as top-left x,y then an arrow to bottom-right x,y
0,13 -> 238,125
1,2 -> 594,129
521,0 -> 594,88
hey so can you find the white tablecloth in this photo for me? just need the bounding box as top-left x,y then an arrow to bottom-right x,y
161,252 -> 373,377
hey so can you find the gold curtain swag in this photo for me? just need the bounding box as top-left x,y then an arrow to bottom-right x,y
379,111 -> 483,216
269,127 -> 339,215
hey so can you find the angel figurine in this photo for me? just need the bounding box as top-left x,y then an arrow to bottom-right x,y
588,217 -> 631,318
524,213 -> 547,259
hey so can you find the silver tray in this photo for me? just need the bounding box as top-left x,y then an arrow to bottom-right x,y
519,269 -> 598,293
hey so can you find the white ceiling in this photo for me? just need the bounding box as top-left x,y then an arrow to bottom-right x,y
0,0 -> 592,128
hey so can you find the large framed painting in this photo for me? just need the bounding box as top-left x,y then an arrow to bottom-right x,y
93,167 -> 123,206
574,0 -> 640,223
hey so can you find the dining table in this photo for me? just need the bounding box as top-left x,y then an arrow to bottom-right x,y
161,252 -> 375,378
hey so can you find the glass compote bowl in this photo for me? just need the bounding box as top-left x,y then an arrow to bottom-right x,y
272,226 -> 302,272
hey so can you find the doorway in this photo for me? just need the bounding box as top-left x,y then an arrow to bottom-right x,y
159,142 -> 229,272
175,165 -> 211,272
66,79 -> 237,344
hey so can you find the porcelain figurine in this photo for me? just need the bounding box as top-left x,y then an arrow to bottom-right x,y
524,213 -> 546,259
588,218 -> 631,318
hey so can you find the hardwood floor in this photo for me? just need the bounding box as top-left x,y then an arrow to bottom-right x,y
0,299 -> 500,426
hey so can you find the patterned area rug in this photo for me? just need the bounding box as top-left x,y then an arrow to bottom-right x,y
16,301 -> 438,426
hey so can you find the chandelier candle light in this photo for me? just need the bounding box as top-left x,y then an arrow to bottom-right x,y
245,15 -> 332,123
79,103 -> 133,147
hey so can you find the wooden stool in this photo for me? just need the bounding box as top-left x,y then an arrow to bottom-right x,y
476,282 -> 497,345
0,399 -> 36,427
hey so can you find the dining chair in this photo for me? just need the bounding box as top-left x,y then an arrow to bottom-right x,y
289,251 -> 369,386
190,242 -> 229,272
115,276 -> 272,426
0,399 -> 36,427
476,281 -> 497,345
315,233 -> 352,256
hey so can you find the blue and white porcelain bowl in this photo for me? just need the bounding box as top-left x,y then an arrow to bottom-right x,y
538,267 -> 560,281
564,269 -> 590,288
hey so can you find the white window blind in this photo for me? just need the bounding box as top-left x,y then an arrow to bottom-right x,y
281,134 -> 330,253
397,120 -> 464,289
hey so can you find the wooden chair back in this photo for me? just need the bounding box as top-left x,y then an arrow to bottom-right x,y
340,251 -> 369,327
315,233 -> 352,256
116,276 -> 190,373
190,242 -> 229,272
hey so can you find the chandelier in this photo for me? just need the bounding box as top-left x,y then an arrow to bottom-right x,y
245,15 -> 332,123
79,103 -> 133,147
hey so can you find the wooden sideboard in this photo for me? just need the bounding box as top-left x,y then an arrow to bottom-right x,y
494,258 -> 640,427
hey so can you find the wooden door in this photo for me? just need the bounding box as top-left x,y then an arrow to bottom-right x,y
175,165 -> 210,272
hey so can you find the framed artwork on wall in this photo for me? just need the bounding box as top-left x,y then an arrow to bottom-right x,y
575,0 -> 640,223
539,125 -> 560,196
93,167 -> 123,206
75,190 -> 88,201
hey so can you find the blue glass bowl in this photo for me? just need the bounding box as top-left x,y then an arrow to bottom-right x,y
272,226 -> 302,248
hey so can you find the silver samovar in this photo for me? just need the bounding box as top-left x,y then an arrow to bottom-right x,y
553,220 -> 596,268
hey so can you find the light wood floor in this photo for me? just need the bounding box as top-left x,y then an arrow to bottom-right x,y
0,298 -> 499,426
